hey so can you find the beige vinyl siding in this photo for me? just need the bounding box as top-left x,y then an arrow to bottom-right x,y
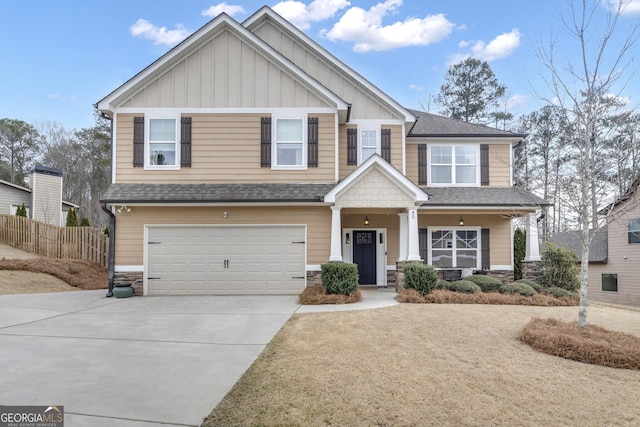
30,173 -> 62,226
120,30 -> 330,109
589,201 -> 640,306
252,21 -> 402,121
114,206 -> 331,266
115,113 -> 336,183
488,144 -> 512,187
419,213 -> 512,266
405,144 -> 420,184
341,212 -> 400,262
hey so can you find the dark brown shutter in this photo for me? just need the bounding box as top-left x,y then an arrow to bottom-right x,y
261,117 -> 271,167
418,144 -> 427,185
480,144 -> 489,186
133,117 -> 144,167
481,228 -> 490,270
419,228 -> 428,264
347,128 -> 357,165
308,117 -> 318,167
381,128 -> 391,162
181,117 -> 192,167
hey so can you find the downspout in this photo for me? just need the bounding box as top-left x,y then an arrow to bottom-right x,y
101,202 -> 115,297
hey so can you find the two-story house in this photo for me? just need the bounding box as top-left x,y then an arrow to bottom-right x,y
98,6 -> 547,296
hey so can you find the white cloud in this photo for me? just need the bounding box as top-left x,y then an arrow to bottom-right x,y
470,29 -> 521,61
273,0 -> 351,30
324,0 -> 455,52
603,0 -> 640,15
130,19 -> 191,46
409,84 -> 424,92
202,2 -> 246,18
506,94 -> 528,110
446,53 -> 470,66
47,94 -> 76,101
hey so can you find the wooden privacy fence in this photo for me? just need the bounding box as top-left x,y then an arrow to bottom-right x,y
0,215 -> 109,267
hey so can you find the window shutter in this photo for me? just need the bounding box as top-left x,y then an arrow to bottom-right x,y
308,117 -> 318,167
480,144 -> 489,186
381,128 -> 391,162
419,228 -> 428,264
181,117 -> 192,167
347,128 -> 357,165
418,144 -> 427,185
133,117 -> 144,167
481,228 -> 490,270
261,117 -> 271,167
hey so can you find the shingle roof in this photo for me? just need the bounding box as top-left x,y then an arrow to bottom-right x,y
101,183 -> 336,204
548,229 -> 608,263
407,109 -> 525,138
422,187 -> 550,207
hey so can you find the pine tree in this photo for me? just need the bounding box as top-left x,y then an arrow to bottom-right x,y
15,203 -> 27,217
66,207 -> 78,227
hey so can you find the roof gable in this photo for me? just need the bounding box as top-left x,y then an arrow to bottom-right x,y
407,109 -> 524,140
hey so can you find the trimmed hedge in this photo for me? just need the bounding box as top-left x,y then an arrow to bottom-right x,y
321,262 -> 359,296
403,263 -> 438,295
500,282 -> 537,297
516,279 -> 542,293
436,278 -> 451,290
464,274 -> 503,292
546,286 -> 575,298
449,280 -> 481,294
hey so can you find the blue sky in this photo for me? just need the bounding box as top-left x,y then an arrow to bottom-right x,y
1,0 -> 639,131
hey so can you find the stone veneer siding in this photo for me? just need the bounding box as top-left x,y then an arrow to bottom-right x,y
522,261 -> 543,282
114,272 -> 143,295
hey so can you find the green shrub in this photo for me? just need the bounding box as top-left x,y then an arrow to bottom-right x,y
449,280 -> 481,294
80,217 -> 90,226
500,282 -> 536,297
464,274 -> 503,292
66,207 -> 78,227
15,203 -> 27,217
546,286 -> 575,298
514,228 -> 526,280
436,278 -> 450,290
103,226 -> 110,237
541,242 -> 580,292
403,263 -> 438,295
321,262 -> 359,296
516,279 -> 542,293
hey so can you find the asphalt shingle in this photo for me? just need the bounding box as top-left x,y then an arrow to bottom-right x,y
407,109 -> 525,138
422,186 -> 550,207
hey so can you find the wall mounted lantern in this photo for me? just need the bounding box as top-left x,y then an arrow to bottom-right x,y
364,215 -> 369,226
458,216 -> 465,226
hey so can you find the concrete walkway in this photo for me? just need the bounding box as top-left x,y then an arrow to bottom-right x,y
296,287 -> 398,313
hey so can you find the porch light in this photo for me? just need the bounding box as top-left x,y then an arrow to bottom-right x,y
364,215 -> 369,226
458,216 -> 464,226
116,205 -> 131,214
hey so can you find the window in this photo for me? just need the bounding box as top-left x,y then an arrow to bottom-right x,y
429,228 -> 479,268
602,274 -> 618,292
429,145 -> 479,185
274,118 -> 305,168
628,219 -> 640,243
148,118 -> 178,167
361,129 -> 377,162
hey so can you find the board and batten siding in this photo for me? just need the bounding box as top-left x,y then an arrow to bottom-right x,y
115,113 -> 336,183
589,201 -> 640,306
113,206 -> 331,266
120,30 -> 331,109
252,21 -> 402,121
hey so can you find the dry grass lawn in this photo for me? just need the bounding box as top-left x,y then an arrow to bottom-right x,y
204,303 -> 640,427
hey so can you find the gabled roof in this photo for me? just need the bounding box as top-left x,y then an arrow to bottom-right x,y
548,229 -> 608,263
243,7 -> 415,124
0,179 -> 78,208
422,186 -> 550,208
407,109 -> 524,139
599,175 -> 640,215
96,12 -> 349,114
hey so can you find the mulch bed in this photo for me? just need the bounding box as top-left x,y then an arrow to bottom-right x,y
299,285 -> 362,304
0,258 -> 108,290
397,288 -> 579,306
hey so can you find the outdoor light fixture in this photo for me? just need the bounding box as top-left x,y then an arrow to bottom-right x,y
116,205 -> 131,214
364,215 -> 369,226
458,216 -> 465,226
345,233 -> 350,244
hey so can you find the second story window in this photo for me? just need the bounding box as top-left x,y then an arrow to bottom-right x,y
274,118 -> 305,168
628,218 -> 640,243
360,129 -> 378,162
148,118 -> 178,168
429,145 -> 479,185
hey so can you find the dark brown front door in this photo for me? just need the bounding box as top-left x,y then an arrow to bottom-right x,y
353,230 -> 376,285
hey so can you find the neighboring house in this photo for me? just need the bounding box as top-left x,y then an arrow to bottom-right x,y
0,166 -> 78,226
97,7 -> 548,296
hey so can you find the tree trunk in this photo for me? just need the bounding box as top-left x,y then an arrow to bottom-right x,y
578,226 -> 589,329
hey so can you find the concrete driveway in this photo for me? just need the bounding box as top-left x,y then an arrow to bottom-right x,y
0,290 -> 300,426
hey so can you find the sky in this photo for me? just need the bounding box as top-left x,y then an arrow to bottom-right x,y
1,0 -> 639,131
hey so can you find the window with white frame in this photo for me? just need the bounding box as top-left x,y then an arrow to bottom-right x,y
429,145 -> 479,185
628,218 -> 640,243
274,118 -> 305,168
429,228 -> 479,268
148,118 -> 178,167
10,204 -> 30,217
360,129 -> 378,163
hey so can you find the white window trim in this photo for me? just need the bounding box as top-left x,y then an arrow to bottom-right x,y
427,226 -> 481,269
271,114 -> 308,170
145,116 -> 181,170
427,144 -> 480,187
358,125 -> 380,165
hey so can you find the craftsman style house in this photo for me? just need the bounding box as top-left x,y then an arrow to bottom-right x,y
98,7 -> 547,295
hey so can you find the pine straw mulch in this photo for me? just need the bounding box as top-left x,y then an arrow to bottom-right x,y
520,317 -> 640,370
298,285 -> 362,304
397,288 -> 579,306
0,258 -> 108,290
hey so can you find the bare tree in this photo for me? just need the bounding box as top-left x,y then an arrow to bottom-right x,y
534,0 -> 640,328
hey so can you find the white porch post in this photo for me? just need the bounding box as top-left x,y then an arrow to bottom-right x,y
329,206 -> 343,262
524,212 -> 541,262
407,207 -> 421,261
398,212 -> 408,261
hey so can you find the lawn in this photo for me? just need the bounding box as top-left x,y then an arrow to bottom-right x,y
204,303 -> 640,426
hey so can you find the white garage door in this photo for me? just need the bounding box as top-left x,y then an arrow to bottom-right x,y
146,225 -> 306,295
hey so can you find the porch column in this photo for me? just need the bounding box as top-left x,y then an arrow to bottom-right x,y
524,212 -> 541,261
407,207 -> 421,261
329,206 -> 343,262
398,212 -> 408,261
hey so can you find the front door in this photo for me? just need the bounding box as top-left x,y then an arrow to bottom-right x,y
353,230 -> 376,285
